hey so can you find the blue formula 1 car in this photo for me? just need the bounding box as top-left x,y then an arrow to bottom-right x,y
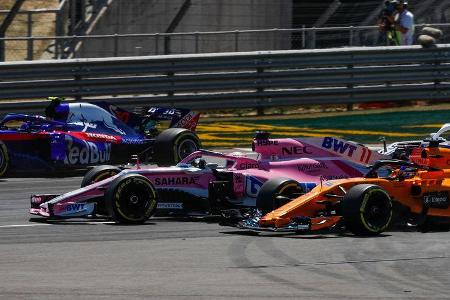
0,98 -> 201,177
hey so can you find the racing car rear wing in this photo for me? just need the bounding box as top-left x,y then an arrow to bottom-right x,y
98,103 -> 200,131
148,107 -> 200,131
253,133 -> 388,166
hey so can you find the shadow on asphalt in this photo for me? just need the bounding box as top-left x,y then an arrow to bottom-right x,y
154,215 -> 223,223
107,222 -> 157,226
221,230 -> 392,239
6,169 -> 87,178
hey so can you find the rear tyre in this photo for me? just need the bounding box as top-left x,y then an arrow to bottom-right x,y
81,165 -> 122,188
256,178 -> 303,215
342,184 -> 392,236
154,128 -> 200,166
105,174 -> 158,224
0,142 -> 9,177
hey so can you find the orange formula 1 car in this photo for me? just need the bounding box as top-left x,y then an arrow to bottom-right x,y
237,134 -> 450,236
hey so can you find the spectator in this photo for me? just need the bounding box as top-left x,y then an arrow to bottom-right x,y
378,0 -> 399,46
377,1 -> 398,45
388,0 -> 415,45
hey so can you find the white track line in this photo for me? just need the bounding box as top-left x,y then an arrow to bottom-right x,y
0,221 -> 115,228
0,220 -> 116,228
0,223 -> 52,228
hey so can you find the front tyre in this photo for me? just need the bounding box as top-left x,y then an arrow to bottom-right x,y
105,174 -> 158,224
81,165 -> 122,188
154,128 -> 200,166
342,184 -> 392,236
0,142 -> 9,177
256,178 -> 303,215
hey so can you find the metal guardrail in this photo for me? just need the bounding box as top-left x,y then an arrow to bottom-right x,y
0,44 -> 449,113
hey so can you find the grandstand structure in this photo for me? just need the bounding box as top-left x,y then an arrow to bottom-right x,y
0,0 -> 449,60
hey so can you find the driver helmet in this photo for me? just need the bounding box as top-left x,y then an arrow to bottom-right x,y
144,119 -> 157,131
390,0 -> 408,7
45,96 -> 68,121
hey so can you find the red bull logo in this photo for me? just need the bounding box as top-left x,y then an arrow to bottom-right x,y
64,136 -> 111,165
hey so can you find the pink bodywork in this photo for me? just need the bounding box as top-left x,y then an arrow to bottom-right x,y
253,136 -> 382,165
30,136 -> 389,218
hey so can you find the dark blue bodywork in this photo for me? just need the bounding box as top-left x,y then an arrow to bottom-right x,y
0,102 -> 200,175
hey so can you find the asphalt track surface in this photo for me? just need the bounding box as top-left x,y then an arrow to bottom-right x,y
1,176 -> 450,299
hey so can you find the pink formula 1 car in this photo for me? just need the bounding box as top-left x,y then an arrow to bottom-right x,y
30,133 -> 398,224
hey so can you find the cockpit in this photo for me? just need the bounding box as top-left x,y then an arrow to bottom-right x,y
63,103 -> 137,136
178,151 -> 234,169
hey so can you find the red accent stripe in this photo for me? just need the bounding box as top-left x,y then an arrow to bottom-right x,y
64,131 -> 121,143
360,148 -> 366,163
365,149 -> 372,164
0,132 -> 49,141
333,160 -> 364,177
2,131 -> 122,143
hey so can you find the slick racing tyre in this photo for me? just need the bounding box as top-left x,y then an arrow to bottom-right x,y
0,142 -> 9,177
342,184 -> 392,236
154,128 -> 201,166
256,178 -> 303,215
105,174 -> 157,224
81,165 -> 122,188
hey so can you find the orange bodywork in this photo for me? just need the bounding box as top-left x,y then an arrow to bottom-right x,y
259,146 -> 450,230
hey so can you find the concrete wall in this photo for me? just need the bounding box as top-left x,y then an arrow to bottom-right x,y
77,0 -> 293,57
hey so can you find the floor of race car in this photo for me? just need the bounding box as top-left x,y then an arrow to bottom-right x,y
1,175 -> 450,299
